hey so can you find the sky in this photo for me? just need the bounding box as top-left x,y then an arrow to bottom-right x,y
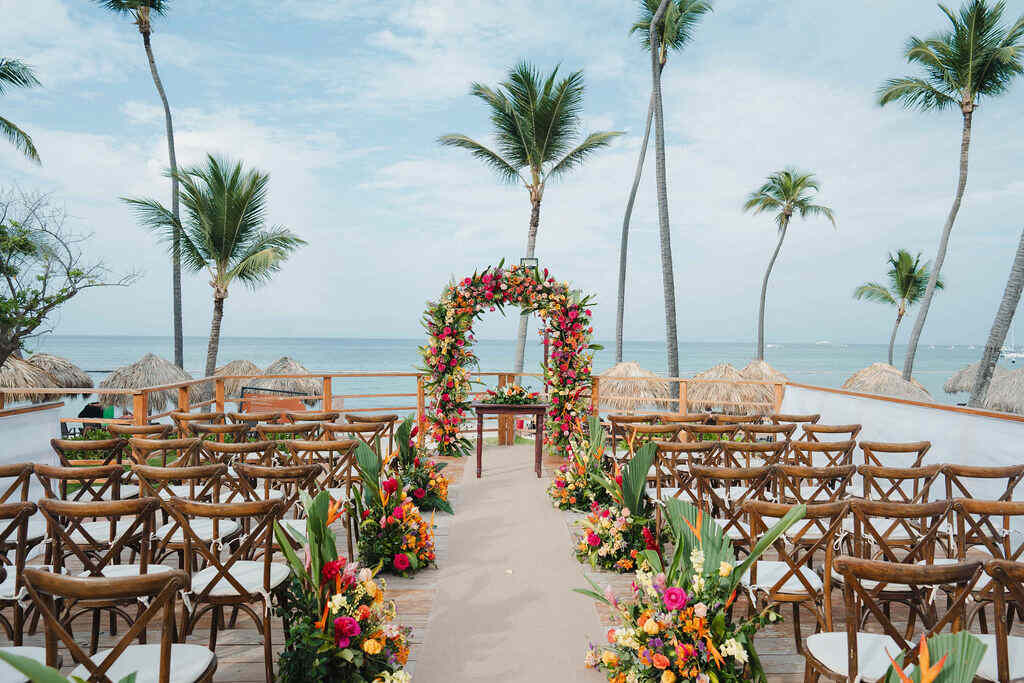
2,0 -> 1024,350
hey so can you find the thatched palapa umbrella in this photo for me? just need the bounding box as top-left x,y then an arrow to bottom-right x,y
99,353 -> 205,413
251,357 -> 319,406
688,362 -> 766,415
841,362 -> 932,401
943,361 -> 1010,394
981,368 -> 1024,415
739,360 -> 788,411
0,357 -> 59,404
27,353 -> 94,398
599,361 -> 672,412
214,359 -> 262,399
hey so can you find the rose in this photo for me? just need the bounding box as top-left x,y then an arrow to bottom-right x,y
393,553 -> 411,571
334,616 -> 361,648
586,531 -> 601,548
652,653 -> 670,670
382,478 -> 399,494
663,587 -> 688,611
413,487 -> 426,499
661,670 -> 677,683
356,604 -> 371,620
692,602 -> 708,618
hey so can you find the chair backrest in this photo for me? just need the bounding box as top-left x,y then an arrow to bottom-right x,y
171,411 -> 225,436
859,464 -> 941,505
712,414 -> 761,425
858,440 -> 931,469
847,499 -> 950,566
658,413 -> 712,425
321,421 -> 388,451
652,442 -> 717,503
833,556 -> 982,680
943,463 -> 1024,502
233,462 -> 321,517
201,439 -> 277,468
22,568 -> 190,683
984,559 -> 1024,683
131,463 -> 227,504
769,412 -> 820,426
774,464 -> 856,504
738,422 -> 796,443
953,498 -> 1024,565
0,463 -> 34,503
49,437 -> 127,467
789,439 -> 855,468
166,497 -> 285,600
680,423 -> 740,443
34,463 -> 125,503
345,413 -> 399,425
191,421 -> 250,444
622,423 -> 684,454
0,501 -> 37,598
255,421 -> 319,444
285,410 -> 340,423
284,439 -> 359,493
39,497 -> 159,576
691,464 -> 774,545
128,437 -> 202,468
106,423 -> 174,439
801,423 -> 862,442
228,411 -> 283,425
718,440 -> 789,468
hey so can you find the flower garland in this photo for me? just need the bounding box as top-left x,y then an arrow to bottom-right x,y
420,262 -> 597,458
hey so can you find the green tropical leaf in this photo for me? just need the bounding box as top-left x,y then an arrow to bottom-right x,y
273,520 -> 311,586
729,504 -> 806,593
0,649 -> 71,682
884,630 -> 986,682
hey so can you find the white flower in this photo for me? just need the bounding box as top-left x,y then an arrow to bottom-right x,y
692,575 -> 706,593
721,637 -> 748,664
328,593 -> 347,613
690,548 -> 705,574
358,568 -> 373,583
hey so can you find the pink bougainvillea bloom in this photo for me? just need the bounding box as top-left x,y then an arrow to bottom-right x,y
663,587 -> 688,611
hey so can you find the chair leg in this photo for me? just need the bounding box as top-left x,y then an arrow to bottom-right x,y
90,608 -> 101,655
263,605 -> 274,683
209,606 -> 221,652
791,602 -> 805,657
13,603 -> 23,646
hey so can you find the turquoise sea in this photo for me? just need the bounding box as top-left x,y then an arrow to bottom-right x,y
28,335 -> 1012,419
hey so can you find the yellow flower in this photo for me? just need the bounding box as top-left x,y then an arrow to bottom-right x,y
363,638 -> 383,655
661,671 -> 677,683
643,619 -> 660,635
364,580 -> 380,600
719,561 -> 733,577
601,650 -> 620,667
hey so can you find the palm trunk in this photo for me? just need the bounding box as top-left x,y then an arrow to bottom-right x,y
902,106 -> 973,380
887,306 -> 904,366
204,294 -> 225,379
649,0 -> 680,382
969,227 -> 1024,407
757,221 -> 788,360
142,30 -> 183,369
512,192 -> 542,376
615,91 -> 656,363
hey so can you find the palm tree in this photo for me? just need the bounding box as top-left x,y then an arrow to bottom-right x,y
614,0 -> 712,363
970,228 -> 1024,406
439,62 -> 622,375
96,0 -> 185,369
0,58 -> 41,163
854,250 -> 944,365
743,168 -> 835,360
123,155 -> 306,377
879,0 -> 1024,381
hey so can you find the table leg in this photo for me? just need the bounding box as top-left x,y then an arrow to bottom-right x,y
476,412 -> 483,478
535,411 -> 544,478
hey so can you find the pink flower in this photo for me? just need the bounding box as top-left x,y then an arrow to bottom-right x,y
555,479 -> 566,488
334,616 -> 361,648
586,531 -> 601,548
393,506 -> 405,520
393,553 -> 411,571
663,587 -> 688,611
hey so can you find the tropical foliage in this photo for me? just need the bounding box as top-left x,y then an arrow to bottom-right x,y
743,168 -> 835,361
439,62 -> 620,375
388,417 -> 453,514
578,499 -> 804,683
879,0 -> 1024,381
884,631 -> 986,683
420,261 -> 597,458
480,383 -> 541,405
548,416 -> 614,512
854,250 -> 944,365
0,57 -> 40,162
123,155 -> 306,378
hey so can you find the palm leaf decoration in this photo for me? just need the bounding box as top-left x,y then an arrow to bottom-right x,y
589,441 -> 656,517
884,631 -> 986,682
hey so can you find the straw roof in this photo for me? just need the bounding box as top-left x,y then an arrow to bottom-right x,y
0,357 -> 59,403
841,363 -> 932,401
214,359 -> 263,398
250,357 -> 319,405
99,353 -> 205,413
739,359 -> 789,383
943,361 -> 1010,394
981,368 -> 1024,414
599,361 -> 672,411
27,353 -> 93,398
687,362 -> 766,415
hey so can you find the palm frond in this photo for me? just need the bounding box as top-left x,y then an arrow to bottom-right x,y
799,203 -> 836,227
0,59 -> 41,94
437,134 -> 522,184
121,195 -> 206,273
93,0 -> 168,15
0,115 -> 40,163
545,130 -> 623,181
534,68 -> 584,167
854,282 -> 897,305
631,0 -> 713,52
225,227 -> 306,288
877,76 -> 959,110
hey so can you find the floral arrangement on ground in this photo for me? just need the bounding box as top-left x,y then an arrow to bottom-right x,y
549,416 -> 614,512
420,261 -> 598,458
389,417 -> 453,514
577,499 -> 805,683
273,491 -> 412,683
479,383 -> 541,405
352,441 -> 437,576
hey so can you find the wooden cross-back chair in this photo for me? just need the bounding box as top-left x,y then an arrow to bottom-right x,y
789,439 -> 855,469
711,414 -> 762,425
167,497 -> 288,683
322,421 -> 388,455
983,559 -> 1024,682
952,499 -> 1024,629
745,500 -> 848,657
607,414 -> 659,458
801,423 -> 862,442
107,423 -> 174,464
128,437 -> 201,469
774,464 -> 856,505
254,420 -> 319,449
233,463 -> 328,554
691,464 -> 774,557
804,557 -> 982,683
769,412 -> 820,426
858,440 -> 931,469
346,413 -> 400,454
718,440 -> 789,469
659,413 -> 712,426
0,464 -> 44,557
23,568 -> 217,683
621,423 -> 684,461
738,421 -> 796,445
34,463 -> 128,507
50,437 -> 128,467
0,501 -> 37,646
859,464 -> 942,509
39,497 -> 165,654
944,463 -> 1024,503
283,439 -> 359,501
171,411 -> 225,437
200,439 -> 277,471
228,411 -> 283,426
680,423 -> 740,444
285,409 -> 339,424
652,441 -> 717,505
191,421 -> 250,444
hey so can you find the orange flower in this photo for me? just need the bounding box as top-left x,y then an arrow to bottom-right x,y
607,629 -> 617,644
887,636 -> 947,683
652,653 -> 670,670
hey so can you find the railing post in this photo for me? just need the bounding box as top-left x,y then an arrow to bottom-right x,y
132,392 -> 147,426
679,380 -> 688,416
590,377 -> 600,416
177,387 -> 189,413
215,378 -> 225,413
416,374 -> 426,449
773,382 -> 784,413
323,376 -> 333,410
497,374 -> 510,445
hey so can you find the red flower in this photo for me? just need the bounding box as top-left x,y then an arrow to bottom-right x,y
642,526 -> 659,552
413,487 -> 426,499
393,553 -> 411,571
322,558 -> 345,582
383,478 -> 399,494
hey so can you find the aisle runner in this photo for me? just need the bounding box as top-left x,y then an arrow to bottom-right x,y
414,445 -> 605,682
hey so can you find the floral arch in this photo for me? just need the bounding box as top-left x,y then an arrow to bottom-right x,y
420,262 -> 597,458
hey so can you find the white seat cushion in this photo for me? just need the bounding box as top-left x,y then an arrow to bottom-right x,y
77,564 -> 175,579
713,518 -> 750,541
974,633 -> 1024,681
189,560 -> 290,597
25,515 -> 47,541
806,632 -> 902,680
0,565 -> 61,599
244,488 -> 285,501
278,518 -> 307,542
711,486 -> 749,502
69,518 -> 142,545
92,484 -> 140,500
648,487 -> 684,500
156,518 -> 239,544
841,517 -> 916,542
747,560 -> 822,595
69,644 -> 215,683
155,484 -> 206,499
0,646 -> 47,682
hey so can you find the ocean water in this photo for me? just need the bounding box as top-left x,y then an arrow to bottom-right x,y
27,335 -> 1009,419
